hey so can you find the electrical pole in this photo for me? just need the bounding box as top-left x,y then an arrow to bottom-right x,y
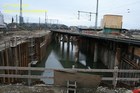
27,17 -> 29,24
45,12 -> 47,24
57,20 -> 59,24
20,0 -> 22,18
78,11 -> 80,20
39,17 -> 40,30
95,0 -> 99,31
16,15 -> 18,24
45,11 -> 47,30
19,0 -> 22,24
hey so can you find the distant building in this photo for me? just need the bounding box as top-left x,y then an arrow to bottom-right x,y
102,14 -> 123,34
69,26 -> 78,31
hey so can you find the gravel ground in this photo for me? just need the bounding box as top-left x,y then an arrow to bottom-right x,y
96,86 -> 133,93
0,85 -> 134,93
0,84 -> 62,93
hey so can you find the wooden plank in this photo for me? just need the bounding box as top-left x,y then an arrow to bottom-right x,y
117,78 -> 140,81
118,69 -> 140,73
0,66 -> 139,82
0,66 -> 140,73
0,66 -> 46,71
0,74 -> 139,81
102,77 -> 140,81
0,74 -> 53,79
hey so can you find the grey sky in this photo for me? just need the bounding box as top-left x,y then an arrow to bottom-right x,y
0,0 -> 140,29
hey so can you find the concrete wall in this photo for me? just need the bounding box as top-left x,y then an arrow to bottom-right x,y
54,70 -> 101,88
0,42 -> 29,83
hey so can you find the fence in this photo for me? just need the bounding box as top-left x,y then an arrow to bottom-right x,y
0,66 -> 140,88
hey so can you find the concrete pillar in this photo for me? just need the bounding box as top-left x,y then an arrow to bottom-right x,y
71,37 -> 74,51
113,47 -> 121,88
70,36 -> 74,60
114,48 -> 121,67
94,42 -> 98,62
67,35 -> 70,52
113,66 -> 118,88
55,33 -> 59,43
87,39 -> 90,52
58,34 -> 61,43
66,35 -> 70,62
74,39 -> 79,63
61,35 -> 65,58
75,44 -> 79,63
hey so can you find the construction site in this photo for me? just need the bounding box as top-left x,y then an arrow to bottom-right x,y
0,0 -> 140,92
0,30 -> 52,83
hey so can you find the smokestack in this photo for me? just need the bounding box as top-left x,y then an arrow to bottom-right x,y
19,0 -> 23,24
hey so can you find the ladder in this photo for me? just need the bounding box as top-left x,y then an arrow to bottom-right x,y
67,81 -> 77,93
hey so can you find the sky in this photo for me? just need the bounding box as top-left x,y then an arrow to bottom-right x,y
0,0 -> 140,29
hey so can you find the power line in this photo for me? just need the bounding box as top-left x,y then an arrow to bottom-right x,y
77,0 -> 99,30
78,11 -> 95,21
99,0 -> 140,13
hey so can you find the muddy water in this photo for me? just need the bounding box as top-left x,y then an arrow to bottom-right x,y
42,41 -> 106,69
36,40 -> 108,83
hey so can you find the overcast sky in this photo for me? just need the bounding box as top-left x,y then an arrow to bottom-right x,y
0,0 -> 140,29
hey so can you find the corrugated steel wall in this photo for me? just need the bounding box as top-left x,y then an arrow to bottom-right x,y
0,32 -> 52,83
